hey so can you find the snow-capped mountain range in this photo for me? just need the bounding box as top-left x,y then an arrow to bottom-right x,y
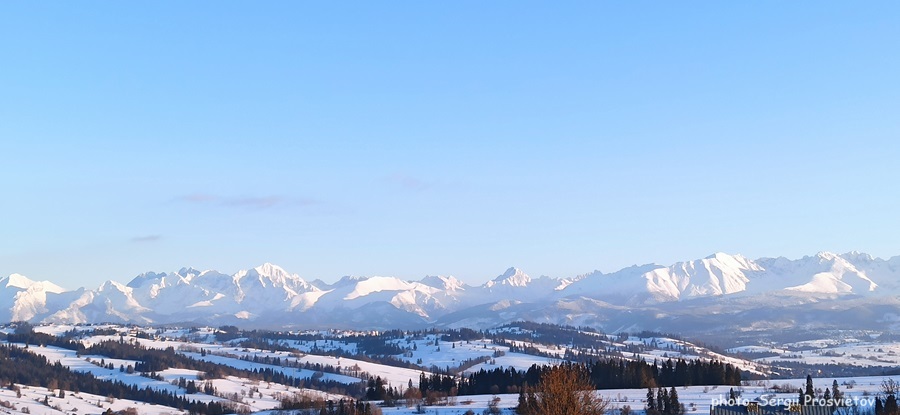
3,251 -> 900,332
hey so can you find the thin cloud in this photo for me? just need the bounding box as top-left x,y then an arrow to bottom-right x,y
131,235 -> 162,243
175,193 -> 317,210
179,193 -> 218,203
222,196 -> 286,210
387,173 -> 431,192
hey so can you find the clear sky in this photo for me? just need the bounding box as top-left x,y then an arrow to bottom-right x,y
2,2 -> 899,289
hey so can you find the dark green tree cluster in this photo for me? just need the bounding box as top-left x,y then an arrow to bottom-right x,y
451,358 -> 741,397
645,387 -> 684,415
0,345 -> 230,414
798,375 -> 845,406
280,396 -> 380,415
440,328 -> 483,342
875,379 -> 899,415
365,376 -> 399,405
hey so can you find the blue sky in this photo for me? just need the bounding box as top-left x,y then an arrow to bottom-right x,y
2,2 -> 899,289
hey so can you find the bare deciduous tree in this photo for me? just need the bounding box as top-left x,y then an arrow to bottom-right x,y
518,364 -> 608,415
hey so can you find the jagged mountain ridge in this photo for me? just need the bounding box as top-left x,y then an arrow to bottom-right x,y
4,252 -> 900,330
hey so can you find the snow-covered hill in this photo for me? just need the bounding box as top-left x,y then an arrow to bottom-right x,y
5,251 -> 900,330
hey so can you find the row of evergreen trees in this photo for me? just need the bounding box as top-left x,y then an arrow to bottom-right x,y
799,375 -> 845,405
419,357 -> 741,397
280,396 -> 382,415
0,345 -> 232,414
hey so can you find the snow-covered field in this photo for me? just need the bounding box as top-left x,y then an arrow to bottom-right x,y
374,375 -> 899,415
0,383 -> 186,415
733,338 -> 900,368
7,323 -> 900,415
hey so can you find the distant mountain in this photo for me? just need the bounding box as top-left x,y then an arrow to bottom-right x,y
0,274 -> 69,323
6,251 -> 900,332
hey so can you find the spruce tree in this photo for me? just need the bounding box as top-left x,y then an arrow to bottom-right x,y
804,375 -> 815,405
832,380 -> 843,406
646,388 -> 658,415
660,387 -> 670,415
670,387 -> 683,415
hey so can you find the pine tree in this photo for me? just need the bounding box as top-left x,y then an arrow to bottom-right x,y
657,387 -> 665,412
660,387 -> 670,415
669,387 -> 683,415
804,375 -> 815,405
646,388 -> 658,415
832,380 -> 843,406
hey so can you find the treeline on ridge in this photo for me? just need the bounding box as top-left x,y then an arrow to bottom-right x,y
416,357 -> 742,397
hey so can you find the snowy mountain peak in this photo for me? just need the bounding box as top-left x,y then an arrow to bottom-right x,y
783,252 -> 878,294
485,267 -> 531,288
234,263 -> 307,288
2,273 -> 65,293
254,262 -> 288,276
127,271 -> 167,288
176,267 -> 203,280
840,251 -> 876,263
815,251 -> 841,261
4,273 -> 37,290
705,252 -> 746,261
99,280 -> 132,293
344,276 -> 416,300
420,275 -> 467,291
4,250 -> 900,328
336,275 -> 369,286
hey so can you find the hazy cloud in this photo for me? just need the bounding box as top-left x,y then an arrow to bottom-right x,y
387,173 -> 430,192
176,193 -> 317,210
179,193 -> 218,203
221,196 -> 285,209
131,235 -> 162,243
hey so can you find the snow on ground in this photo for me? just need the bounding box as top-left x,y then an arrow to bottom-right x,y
203,375 -> 348,413
620,336 -> 769,375
180,350 -> 362,384
10,324 -> 900,415
752,340 -> 900,368
387,335 -> 554,374
7,343 -> 216,401
3,342 -> 352,413
0,383 -> 186,415
181,341 -> 420,387
370,374 -> 900,415
465,351 -> 553,375
79,334 -> 417,386
288,338 -> 361,354
158,368 -> 203,382
728,345 -> 788,354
